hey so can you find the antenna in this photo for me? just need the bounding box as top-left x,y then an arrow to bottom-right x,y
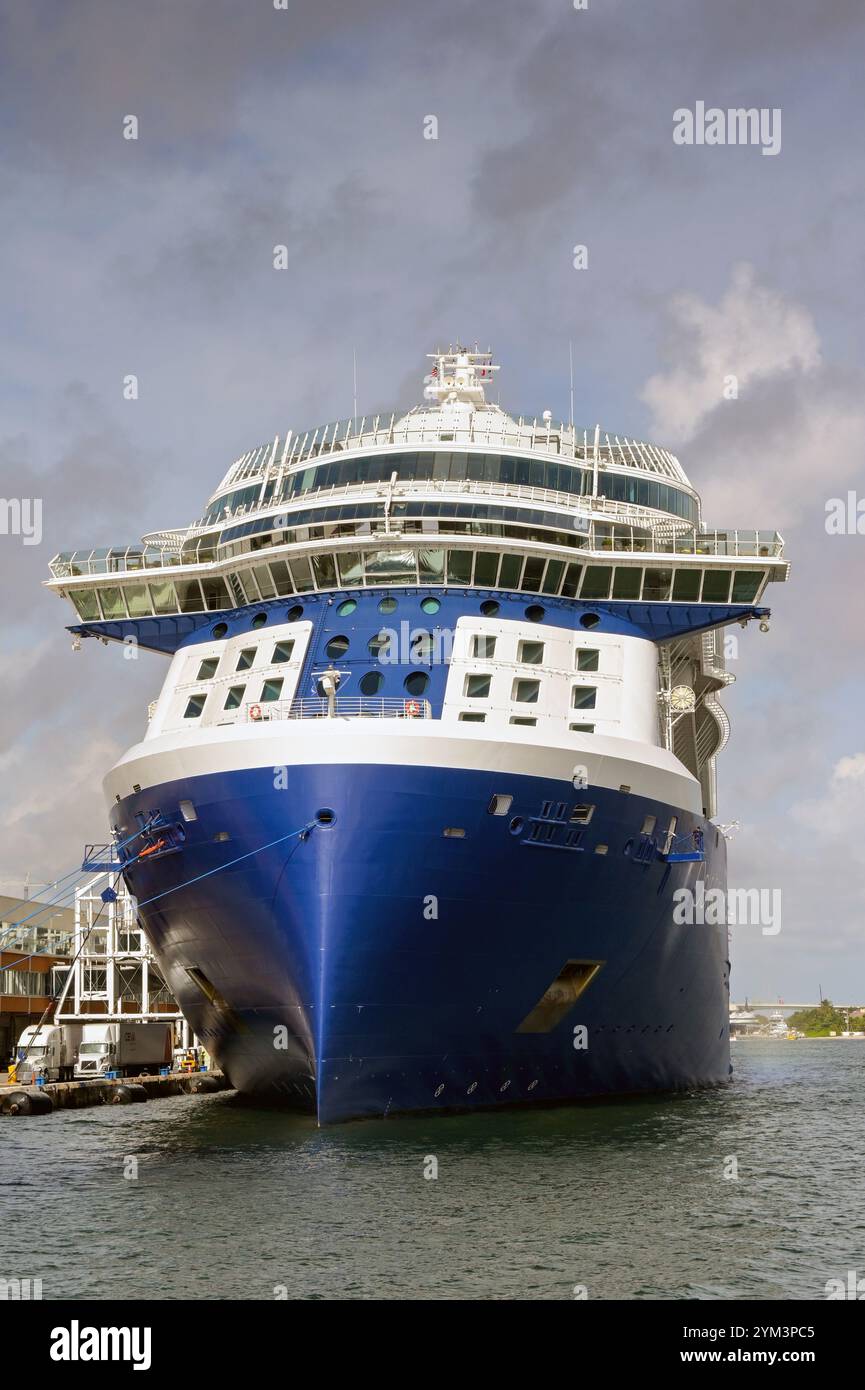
352,349 -> 358,426
569,340 -> 574,429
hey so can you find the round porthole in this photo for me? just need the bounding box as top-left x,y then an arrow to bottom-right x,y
368,630 -> 391,657
287,605 -> 304,622
480,600 -> 500,617
420,596 -> 441,615
525,604 -> 545,623
337,598 -> 357,617
251,612 -> 268,629
410,631 -> 434,663
580,612 -> 600,629
404,671 -> 430,696
378,596 -> 398,614
326,635 -> 350,659
211,622 -> 228,639
315,808 -> 336,827
359,670 -> 383,695
509,817 -> 525,837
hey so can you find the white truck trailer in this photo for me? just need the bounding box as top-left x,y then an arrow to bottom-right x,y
74,1022 -> 173,1079
14,1023 -> 83,1083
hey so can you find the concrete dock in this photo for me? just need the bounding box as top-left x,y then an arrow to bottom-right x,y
0,1069 -> 231,1114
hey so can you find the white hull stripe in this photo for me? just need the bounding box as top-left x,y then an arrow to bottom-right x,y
105,722 -> 702,814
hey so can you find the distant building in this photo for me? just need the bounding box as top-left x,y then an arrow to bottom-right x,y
0,894 -> 73,1062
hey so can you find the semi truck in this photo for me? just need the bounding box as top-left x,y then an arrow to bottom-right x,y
73,1022 -> 173,1079
14,1023 -> 83,1083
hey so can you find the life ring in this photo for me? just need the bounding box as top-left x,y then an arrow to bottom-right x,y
249,704 -> 262,721
404,699 -> 421,717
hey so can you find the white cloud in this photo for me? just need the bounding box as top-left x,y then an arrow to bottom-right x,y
641,263 -> 821,444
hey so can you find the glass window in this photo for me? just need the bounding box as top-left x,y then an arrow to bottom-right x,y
643,568 -> 673,601
612,567 -> 642,599
99,586 -> 127,619
236,647 -> 256,671
261,678 -> 284,703
224,686 -> 245,710
183,694 -> 206,719
272,641 -> 294,663
702,569 -> 732,603
202,577 -> 230,611
576,649 -> 599,672
672,569 -> 701,601
474,552 -> 499,586
337,598 -> 357,616
326,635 -> 350,659
70,589 -> 100,621
510,716 -> 537,726
731,570 -> 764,603
124,584 -> 152,617
513,678 -> 540,703
410,630 -> 435,662
459,711 -> 486,722
518,641 -> 544,665
447,550 -> 473,584
561,562 -> 583,599
148,579 -> 178,615
542,559 -> 565,595
472,635 -> 497,659
465,674 -> 491,698
420,595 -> 441,614
572,686 -> 597,709
580,566 -> 612,599
175,579 -> 205,612
498,554 -> 522,589
197,658 -> 219,681
312,554 -> 337,589
359,670 -> 383,695
289,557 -> 314,592
570,723 -> 594,733
521,557 -> 545,593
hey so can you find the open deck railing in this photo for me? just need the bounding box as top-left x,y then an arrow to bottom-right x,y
246,696 -> 432,723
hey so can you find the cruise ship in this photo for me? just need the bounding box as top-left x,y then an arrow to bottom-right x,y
46,347 -> 788,1122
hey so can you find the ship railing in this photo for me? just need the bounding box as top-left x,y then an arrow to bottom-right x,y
245,697 -> 432,722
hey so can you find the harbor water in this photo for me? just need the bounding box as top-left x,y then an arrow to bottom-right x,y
1,1041 -> 862,1301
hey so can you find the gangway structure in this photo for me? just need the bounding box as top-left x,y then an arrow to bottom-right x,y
54,870 -> 188,1042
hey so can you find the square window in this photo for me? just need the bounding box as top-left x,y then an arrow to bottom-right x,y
465,674 -> 491,698
641,814 -> 657,836
570,722 -> 594,733
576,649 -> 599,672
224,685 -> 245,711
459,711 -> 486,722
572,686 -> 597,709
236,647 -> 256,672
518,640 -> 544,665
261,678 -> 284,703
487,794 -> 513,816
513,678 -> 540,704
472,635 -> 496,659
196,657 -> 218,681
570,804 -> 595,825
272,641 -> 294,664
183,694 -> 206,719
510,716 -> 537,726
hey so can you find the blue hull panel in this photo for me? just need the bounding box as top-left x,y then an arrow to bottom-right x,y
113,764 -> 730,1123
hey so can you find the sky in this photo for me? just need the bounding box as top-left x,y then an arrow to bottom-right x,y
0,0 -> 863,1002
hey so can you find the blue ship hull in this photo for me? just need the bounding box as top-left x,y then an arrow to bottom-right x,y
114,763 -> 730,1123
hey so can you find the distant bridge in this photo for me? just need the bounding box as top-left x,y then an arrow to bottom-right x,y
734,1002 -> 863,1011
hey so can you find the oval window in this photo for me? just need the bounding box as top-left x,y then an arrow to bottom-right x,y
525,604 -> 545,624
326,635 -> 350,659
404,671 -> 430,696
251,612 -> 268,629
359,670 -> 384,695
287,605 -> 304,622
211,622 -> 228,639
378,597 -> 398,614
420,596 -> 441,615
337,598 -> 357,617
480,600 -> 500,617
580,612 -> 600,629
368,630 -> 392,657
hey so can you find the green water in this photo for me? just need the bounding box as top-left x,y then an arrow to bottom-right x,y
1,1042 -> 862,1300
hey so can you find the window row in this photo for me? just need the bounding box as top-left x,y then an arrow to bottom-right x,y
459,713 -> 597,733
200,451 -> 699,528
183,677 -> 285,719
67,551 -> 767,622
464,674 -> 597,708
194,640 -> 294,682
470,636 -> 599,670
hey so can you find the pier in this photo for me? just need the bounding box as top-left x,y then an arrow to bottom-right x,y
0,1068 -> 230,1115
